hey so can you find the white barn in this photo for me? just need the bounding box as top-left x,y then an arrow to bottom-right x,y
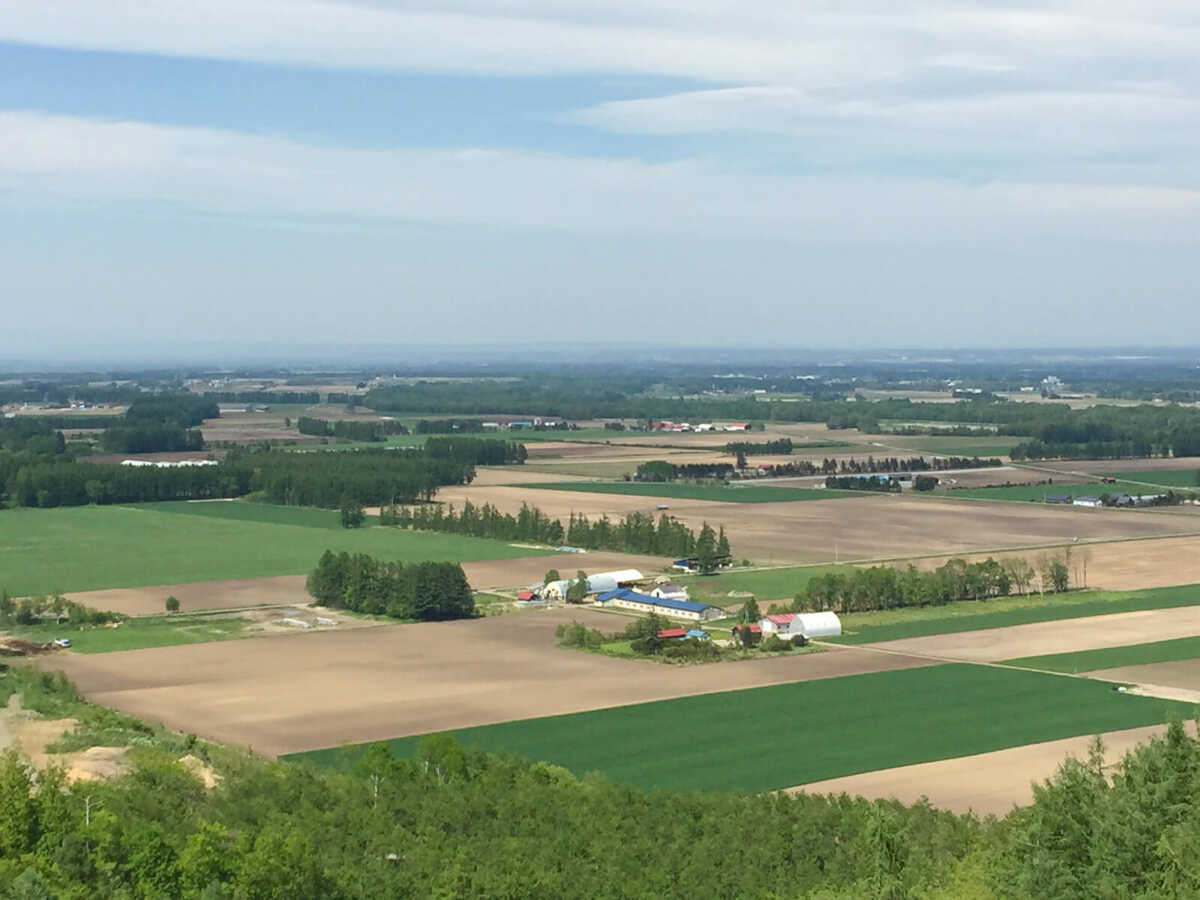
540,569 -> 644,601
759,612 -> 842,639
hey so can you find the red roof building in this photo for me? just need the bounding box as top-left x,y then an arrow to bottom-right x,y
656,628 -> 688,640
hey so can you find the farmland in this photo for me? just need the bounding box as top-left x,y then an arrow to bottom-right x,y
1103,469 -> 1200,488
515,481 -> 866,503
0,504 -> 549,596
287,664 -> 1189,793
827,582 -> 1200,644
676,565 -> 854,605
942,480 -> 1152,502
1005,635 -> 1200,674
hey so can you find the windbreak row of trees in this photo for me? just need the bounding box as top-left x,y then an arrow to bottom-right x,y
413,418 -> 486,433
724,438 -> 794,454
7,462 -> 238,507
386,499 -> 726,558
296,417 -> 409,442
424,436 -> 527,465
100,426 -> 204,454
305,550 -> 475,620
634,460 -> 734,481
125,395 -> 219,428
794,555 -> 1067,613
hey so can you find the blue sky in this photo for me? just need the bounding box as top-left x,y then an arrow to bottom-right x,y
2,2 -> 1199,355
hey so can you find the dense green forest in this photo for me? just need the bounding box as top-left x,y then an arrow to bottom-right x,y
385,499 -> 713,558
1,663 -> 1198,898
794,555 -> 1065,613
425,436 -> 527,465
100,426 -> 204,454
305,551 -> 474,619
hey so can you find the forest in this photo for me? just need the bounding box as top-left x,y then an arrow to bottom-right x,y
305,551 -> 475,620
100,426 -> 204,454
793,555 -> 1067,613
385,499 -> 719,558
1,662 -> 1198,899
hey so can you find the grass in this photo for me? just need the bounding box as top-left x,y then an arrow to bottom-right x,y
0,505 -> 551,596
518,461 -> 644,478
4,614 -> 251,653
516,481 -> 867,503
943,480 -> 1150,502
285,664 -> 1193,793
874,435 -> 1017,457
1005,635 -> 1200,674
827,583 -> 1200,645
677,565 -> 856,604
139,500 -> 371,529
1104,470 -> 1200,488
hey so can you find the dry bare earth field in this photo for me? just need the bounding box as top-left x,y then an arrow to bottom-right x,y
794,723 -> 1194,816
42,610 -> 935,757
1032,456 -> 1200,476
441,482 -> 1200,565
863,605 -> 1200,663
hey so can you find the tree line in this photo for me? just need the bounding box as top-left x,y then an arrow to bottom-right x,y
413,418 -> 486,434
125,395 -> 219,428
386,499 -> 726,558
305,551 -> 474,620
202,390 -> 320,404
100,426 -> 204,454
793,555 -> 1068,613
724,438 -> 794,454
296,416 -> 410,442
425,435 -> 527,466
824,475 -> 901,492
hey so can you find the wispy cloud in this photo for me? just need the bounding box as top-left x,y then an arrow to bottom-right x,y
2,110 -> 1199,243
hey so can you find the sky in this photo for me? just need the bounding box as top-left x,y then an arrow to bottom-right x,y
2,1 -> 1199,358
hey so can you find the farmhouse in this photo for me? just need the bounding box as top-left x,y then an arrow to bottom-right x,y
594,588 -> 722,622
650,582 -> 689,601
759,612 -> 842,639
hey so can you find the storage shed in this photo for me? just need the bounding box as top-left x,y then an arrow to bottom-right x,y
759,612 -> 842,638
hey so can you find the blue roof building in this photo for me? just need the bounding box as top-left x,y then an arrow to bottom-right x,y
594,588 -> 721,621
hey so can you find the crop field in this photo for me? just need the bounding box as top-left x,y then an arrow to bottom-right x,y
942,480 -> 1151,502
874,435 -> 1017,457
43,610 -> 936,757
0,505 -> 549,596
1005,635 -> 1200,674
287,664 -> 1190,793
828,583 -> 1200,645
515,481 -> 866,503
440,480 -> 1198,566
1103,469 -> 1200,488
139,500 -> 376,529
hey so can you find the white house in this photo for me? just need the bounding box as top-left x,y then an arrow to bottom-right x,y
759,612 -> 842,638
650,582 -> 689,602
1073,496 -> 1103,508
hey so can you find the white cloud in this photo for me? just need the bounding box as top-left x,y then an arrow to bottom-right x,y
2,110 -> 1198,244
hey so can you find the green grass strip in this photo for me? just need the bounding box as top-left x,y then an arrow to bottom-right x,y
139,500 -> 371,529
285,664 -> 1193,792
1005,635 -> 1200,674
5,615 -> 252,654
828,584 -> 1200,645
516,481 -> 867,503
0,505 -> 549,596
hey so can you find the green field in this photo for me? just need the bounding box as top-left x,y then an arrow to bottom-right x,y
0,505 -> 550,596
877,435 -> 1017,457
942,480 -> 1148,503
678,565 -> 855,604
517,481 -> 866,503
4,614 -> 251,654
286,664 -> 1192,792
140,500 -> 372,529
1104,469 -> 1200,488
828,583 -> 1200,645
1005,635 -> 1200,674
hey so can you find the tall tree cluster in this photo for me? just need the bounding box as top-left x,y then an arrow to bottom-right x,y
100,426 -> 204,454
296,417 -> 409,442
305,550 -> 475,620
794,555 -> 1062,613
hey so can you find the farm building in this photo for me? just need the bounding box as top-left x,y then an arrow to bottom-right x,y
540,569 -> 644,601
594,588 -> 721,622
1044,493 -> 1072,504
759,612 -> 842,638
1073,496 -> 1102,508
656,628 -> 688,640
650,582 -> 689,601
